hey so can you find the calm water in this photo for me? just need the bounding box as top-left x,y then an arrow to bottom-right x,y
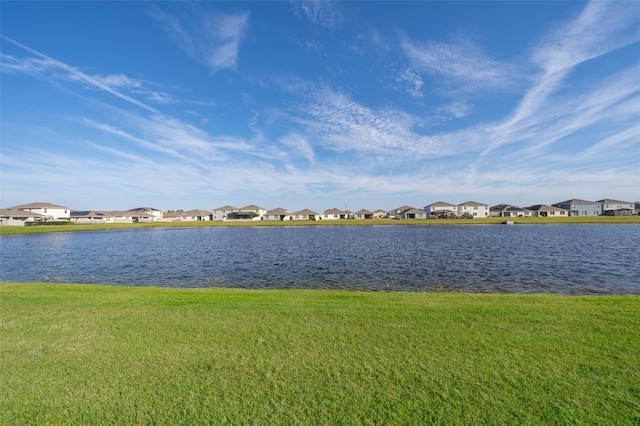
1,225 -> 639,294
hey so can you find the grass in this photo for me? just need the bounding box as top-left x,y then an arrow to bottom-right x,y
2,283 -> 639,424
1,215 -> 639,235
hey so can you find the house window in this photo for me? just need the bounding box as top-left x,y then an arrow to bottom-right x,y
473,206 -> 478,210
550,211 -> 555,215
44,208 -> 47,213
582,211 -> 587,215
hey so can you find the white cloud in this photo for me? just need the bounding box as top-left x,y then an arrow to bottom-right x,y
150,5 -> 249,72
396,69 -> 424,99
279,132 -> 315,164
290,0 -> 343,29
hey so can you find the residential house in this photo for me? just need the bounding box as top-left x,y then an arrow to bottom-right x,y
7,202 -> 71,221
239,205 -> 268,219
70,211 -> 108,224
490,204 -> 532,218
322,208 -> 344,220
354,209 -> 373,219
264,208 -> 290,221
289,209 -> 319,221
0,208 -> 52,226
525,205 -> 568,217
225,205 -> 267,221
424,201 -> 457,217
373,209 -> 387,219
552,199 -> 601,217
596,199 -> 635,216
127,207 -> 163,222
183,209 -> 213,221
457,201 -> 490,218
212,206 -> 237,221
389,206 -> 428,219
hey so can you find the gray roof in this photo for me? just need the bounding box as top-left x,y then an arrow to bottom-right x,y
525,204 -> 567,212
213,205 -> 237,211
267,207 -> 289,215
8,202 -> 70,210
184,209 -> 213,216
0,209 -> 52,219
355,209 -> 372,215
425,201 -> 456,208
458,201 -> 489,207
596,199 -> 633,204
323,208 -> 344,215
239,205 -> 266,211
290,209 -> 319,216
553,199 -> 597,205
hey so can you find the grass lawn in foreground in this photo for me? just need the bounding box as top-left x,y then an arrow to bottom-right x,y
1,284 -> 639,424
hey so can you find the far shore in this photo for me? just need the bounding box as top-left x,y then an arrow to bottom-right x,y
1,215 -> 639,235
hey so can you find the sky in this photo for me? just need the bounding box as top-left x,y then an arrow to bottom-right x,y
1,1 -> 639,213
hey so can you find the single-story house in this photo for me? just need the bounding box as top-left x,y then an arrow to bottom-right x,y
525,205 -> 568,217
289,209 -> 319,221
321,208 -> 344,220
354,209 -> 373,219
490,204 -> 532,218
457,201 -> 490,218
264,208 -> 290,221
552,199 -> 601,217
373,209 -> 387,219
0,208 -> 52,226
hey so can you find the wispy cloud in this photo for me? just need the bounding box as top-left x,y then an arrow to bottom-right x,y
401,33 -> 515,94
290,0 -> 343,29
149,4 -> 249,72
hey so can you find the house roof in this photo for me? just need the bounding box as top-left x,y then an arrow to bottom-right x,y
490,204 -> 526,212
323,208 -> 344,215
425,201 -> 456,208
0,208 -> 52,219
291,209 -> 319,216
355,209 -> 372,215
71,210 -> 106,218
239,204 -> 266,211
127,207 -> 162,212
184,209 -> 213,216
401,208 -> 425,215
525,204 -> 567,212
458,201 -> 489,207
596,199 -> 632,204
267,208 -> 289,215
213,205 -> 237,211
553,199 -> 596,205
8,202 -> 70,210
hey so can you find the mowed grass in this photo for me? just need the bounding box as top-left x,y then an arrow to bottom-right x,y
1,284 -> 639,424
1,215 -> 639,235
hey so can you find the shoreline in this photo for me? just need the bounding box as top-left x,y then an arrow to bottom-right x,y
2,215 -> 639,235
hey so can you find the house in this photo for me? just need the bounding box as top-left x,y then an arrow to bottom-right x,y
183,209 -> 213,221
70,211 -> 108,224
490,204 -> 532,218
321,208 -> 344,220
389,206 -> 428,219
424,201 -> 457,216
238,205 -> 268,220
212,206 -> 237,221
289,209 -> 319,221
102,211 -> 134,223
127,207 -> 163,222
373,209 -> 387,219
552,199 -> 601,217
525,205 -> 568,217
597,199 -> 635,216
457,201 -> 490,218
264,208 -> 290,221
225,205 -> 267,221
7,202 -> 71,221
354,209 -> 373,219
0,208 -> 52,226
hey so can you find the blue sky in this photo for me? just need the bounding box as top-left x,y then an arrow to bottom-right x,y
2,1 -> 639,212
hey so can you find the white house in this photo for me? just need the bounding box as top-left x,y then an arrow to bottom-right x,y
264,208 -> 290,221
0,208 -> 52,225
7,202 -> 71,221
524,205 -> 568,217
321,208 -> 344,220
212,206 -> 238,221
424,201 -> 457,215
457,201 -> 490,218
238,205 -> 268,220
127,207 -> 163,222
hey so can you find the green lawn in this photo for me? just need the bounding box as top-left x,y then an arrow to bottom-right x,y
2,284 -> 639,424
1,215 -> 639,235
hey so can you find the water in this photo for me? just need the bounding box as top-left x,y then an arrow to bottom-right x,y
1,225 -> 638,294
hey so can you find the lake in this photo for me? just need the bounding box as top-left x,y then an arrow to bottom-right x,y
1,225 -> 639,294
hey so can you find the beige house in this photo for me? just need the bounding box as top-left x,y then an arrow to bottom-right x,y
525,205 -> 568,217
490,204 -> 532,218
289,209 -> 319,221
238,205 -> 268,219
0,208 -> 52,225
354,209 -> 373,219
264,208 -> 290,221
